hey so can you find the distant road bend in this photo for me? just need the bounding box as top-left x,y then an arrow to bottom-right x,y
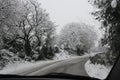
10,56 -> 89,77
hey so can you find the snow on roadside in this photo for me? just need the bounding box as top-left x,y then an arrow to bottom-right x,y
0,50 -> 87,74
0,50 -> 74,74
53,50 -> 76,60
0,55 -> 76,74
85,60 -> 112,79
0,61 -> 34,74
0,60 -> 52,74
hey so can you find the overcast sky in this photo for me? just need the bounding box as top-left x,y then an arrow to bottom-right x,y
38,0 -> 102,37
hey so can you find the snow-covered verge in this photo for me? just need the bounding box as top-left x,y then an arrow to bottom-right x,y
0,60 -> 56,74
0,50 -> 87,74
0,61 -> 34,74
85,60 -> 112,80
0,50 -> 74,74
53,50 -> 76,60
0,50 -> 76,74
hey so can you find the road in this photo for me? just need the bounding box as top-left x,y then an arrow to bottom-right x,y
9,55 -> 89,77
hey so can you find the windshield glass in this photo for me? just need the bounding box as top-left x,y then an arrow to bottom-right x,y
0,0 -> 119,80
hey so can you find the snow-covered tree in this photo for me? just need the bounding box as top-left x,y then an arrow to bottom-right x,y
0,0 -> 56,60
58,22 -> 98,54
89,0 -> 120,65
0,0 -> 20,49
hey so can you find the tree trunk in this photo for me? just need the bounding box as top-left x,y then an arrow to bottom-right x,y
24,39 -> 32,57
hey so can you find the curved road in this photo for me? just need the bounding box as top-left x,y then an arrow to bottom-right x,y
9,56 -> 89,77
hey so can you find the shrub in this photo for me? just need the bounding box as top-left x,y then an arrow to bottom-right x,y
0,49 -> 22,69
90,52 -> 115,66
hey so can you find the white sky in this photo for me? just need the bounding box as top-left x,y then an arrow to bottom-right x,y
38,0 -> 102,38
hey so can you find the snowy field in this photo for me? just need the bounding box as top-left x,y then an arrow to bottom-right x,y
85,60 -> 112,79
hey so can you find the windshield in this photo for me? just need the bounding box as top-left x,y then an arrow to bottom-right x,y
0,0 -> 119,80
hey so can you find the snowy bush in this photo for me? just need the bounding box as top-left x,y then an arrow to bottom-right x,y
0,49 -> 22,69
53,50 -> 75,60
90,52 -> 115,66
